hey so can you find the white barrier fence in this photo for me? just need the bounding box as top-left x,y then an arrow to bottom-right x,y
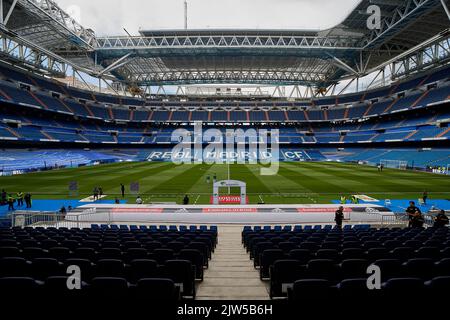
10,209 -> 111,229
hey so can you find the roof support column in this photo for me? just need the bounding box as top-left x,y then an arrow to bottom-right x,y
441,0 -> 450,21
3,0 -> 18,25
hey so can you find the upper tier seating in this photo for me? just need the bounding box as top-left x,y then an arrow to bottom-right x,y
0,79 -> 448,123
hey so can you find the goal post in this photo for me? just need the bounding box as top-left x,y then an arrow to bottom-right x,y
380,159 -> 408,170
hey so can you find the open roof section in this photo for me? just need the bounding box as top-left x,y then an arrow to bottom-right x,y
1,0 -> 450,90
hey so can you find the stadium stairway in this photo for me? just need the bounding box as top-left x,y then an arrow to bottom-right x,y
196,226 -> 269,300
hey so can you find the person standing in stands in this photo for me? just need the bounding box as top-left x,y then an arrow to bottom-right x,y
183,195 -> 190,205
434,210 -> 449,228
7,194 -> 14,211
120,184 -> 125,198
422,191 -> 428,205
24,193 -> 32,209
335,206 -> 344,229
16,191 -> 24,207
406,201 -> 420,228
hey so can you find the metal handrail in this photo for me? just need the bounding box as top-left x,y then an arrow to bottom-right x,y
10,209 -> 113,229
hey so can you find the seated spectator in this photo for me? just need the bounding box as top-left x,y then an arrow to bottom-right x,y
411,209 -> 425,228
434,210 -> 449,228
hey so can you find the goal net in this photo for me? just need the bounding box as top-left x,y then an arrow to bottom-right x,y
380,159 -> 408,170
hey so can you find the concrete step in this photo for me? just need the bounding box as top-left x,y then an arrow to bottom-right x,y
196,226 -> 269,300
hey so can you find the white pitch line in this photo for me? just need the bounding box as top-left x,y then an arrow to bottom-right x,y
79,195 -> 108,202
194,195 -> 201,204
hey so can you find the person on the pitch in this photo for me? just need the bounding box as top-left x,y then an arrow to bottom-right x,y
93,187 -> 99,201
422,191 -> 428,205
183,195 -> 190,205
7,194 -> 14,211
335,206 -> 345,229
24,193 -> 32,209
120,184 -> 125,198
1,189 -> 7,205
136,196 -> 143,205
16,191 -> 24,207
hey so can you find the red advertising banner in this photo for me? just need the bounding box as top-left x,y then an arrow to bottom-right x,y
111,208 -> 164,213
203,207 -> 257,213
296,207 -> 353,213
209,196 -> 249,204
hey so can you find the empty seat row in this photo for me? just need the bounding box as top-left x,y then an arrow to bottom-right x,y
287,276 -> 450,302
0,276 -> 181,302
268,257 -> 450,297
0,246 -> 207,278
0,257 -> 196,298
254,246 -> 450,271
92,224 -> 218,233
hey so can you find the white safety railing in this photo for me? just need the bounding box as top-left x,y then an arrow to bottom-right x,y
10,209 -> 113,229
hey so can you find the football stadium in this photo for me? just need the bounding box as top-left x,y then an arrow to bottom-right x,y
0,0 -> 450,316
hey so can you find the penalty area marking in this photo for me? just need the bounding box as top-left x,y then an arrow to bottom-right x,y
79,195 -> 108,202
307,195 -> 318,204
355,195 -> 379,202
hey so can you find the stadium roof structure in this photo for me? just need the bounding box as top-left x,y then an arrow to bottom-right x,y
0,0 -> 449,95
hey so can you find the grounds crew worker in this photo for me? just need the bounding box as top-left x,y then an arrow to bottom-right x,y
340,195 -> 347,204
16,191 -> 24,207
351,195 -> 359,204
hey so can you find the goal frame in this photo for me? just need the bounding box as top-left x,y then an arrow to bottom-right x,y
379,159 -> 408,170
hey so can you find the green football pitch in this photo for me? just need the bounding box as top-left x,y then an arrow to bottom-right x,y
0,161 -> 449,204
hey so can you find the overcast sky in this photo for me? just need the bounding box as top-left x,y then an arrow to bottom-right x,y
55,0 -> 360,36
